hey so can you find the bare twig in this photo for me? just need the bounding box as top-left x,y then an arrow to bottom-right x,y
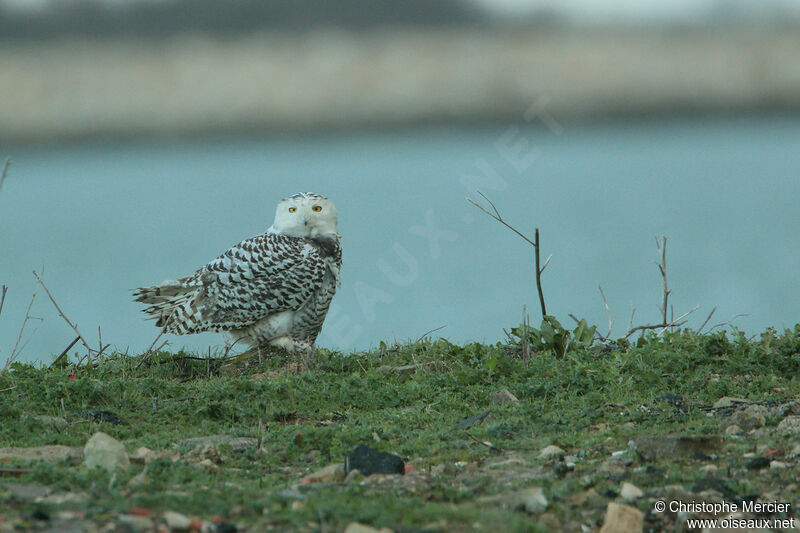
627,307 -> 637,335
15,322 -> 42,358
464,430 -> 502,453
534,229 -> 547,317
468,192 -> 547,317
623,307 -> 699,339
97,326 -> 104,361
77,343 -> 110,367
656,305 -> 700,335
709,313 -> 749,332
135,325 -> 173,369
670,304 -> 675,333
522,305 -> 529,362
0,385 -> 18,393
622,304 -> 700,339
50,336 -> 81,368
221,336 -> 246,360
0,285 -> 7,319
414,325 -> 447,344
540,254 -> 552,273
1,281 -> 41,375
625,322 -> 687,337
478,190 -> 502,221
0,158 -> 10,193
697,306 -> 717,334
468,193 -> 537,248
598,285 -> 613,340
656,236 -> 670,326
33,270 -> 95,359
618,237 -> 703,339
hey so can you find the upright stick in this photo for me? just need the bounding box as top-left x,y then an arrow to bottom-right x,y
534,228 -> 546,317
468,193 -> 548,320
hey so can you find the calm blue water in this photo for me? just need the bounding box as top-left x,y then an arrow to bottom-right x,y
1,116 -> 799,364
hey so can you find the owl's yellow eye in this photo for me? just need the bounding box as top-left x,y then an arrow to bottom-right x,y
288,207 -> 297,213
312,206 -> 322,212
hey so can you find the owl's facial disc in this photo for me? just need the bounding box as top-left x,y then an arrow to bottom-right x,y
270,193 -> 338,238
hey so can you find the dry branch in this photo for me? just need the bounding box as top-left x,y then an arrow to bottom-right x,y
709,313 -> 749,332
600,237 -> 706,341
135,326 -> 170,369
656,236 -> 670,326
598,285 -> 613,341
534,229 -> 547,317
1,281 -> 41,375
627,307 -> 637,334
697,306 -> 717,334
464,430 -> 503,453
414,324 -> 447,344
32,270 -> 95,360
221,335 -> 246,360
0,158 -> 10,193
622,303 -> 701,339
521,305 -> 530,362
468,191 -> 547,318
0,285 -> 7,319
50,336 -> 80,368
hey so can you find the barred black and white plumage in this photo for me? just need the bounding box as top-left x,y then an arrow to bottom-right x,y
133,192 -> 341,354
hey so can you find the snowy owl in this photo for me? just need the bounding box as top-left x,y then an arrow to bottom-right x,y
133,192 -> 341,355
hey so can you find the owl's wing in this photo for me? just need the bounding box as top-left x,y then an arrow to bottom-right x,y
193,233 -> 328,329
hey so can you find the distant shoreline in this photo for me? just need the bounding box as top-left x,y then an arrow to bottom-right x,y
2,28 -> 800,143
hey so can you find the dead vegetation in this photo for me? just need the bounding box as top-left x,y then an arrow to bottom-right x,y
468,191 -> 745,349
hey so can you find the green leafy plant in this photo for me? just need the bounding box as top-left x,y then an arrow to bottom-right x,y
510,316 -> 596,357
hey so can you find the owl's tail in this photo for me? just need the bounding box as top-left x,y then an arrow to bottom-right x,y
132,279 -> 201,333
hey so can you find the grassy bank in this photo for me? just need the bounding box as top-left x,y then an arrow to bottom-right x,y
1,327 -> 799,531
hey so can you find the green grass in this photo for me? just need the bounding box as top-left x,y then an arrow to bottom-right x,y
1,325 -> 799,531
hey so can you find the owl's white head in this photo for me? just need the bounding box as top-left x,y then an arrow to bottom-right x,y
269,192 -> 338,238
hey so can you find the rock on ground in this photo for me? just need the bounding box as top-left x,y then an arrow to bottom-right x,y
298,463 -> 345,485
84,432 -> 129,472
22,414 -> 69,429
712,397 -> 749,409
343,524 -> 394,533
129,446 -> 180,465
619,482 -> 644,502
789,444 -> 800,458
345,446 -> 404,476
163,510 -> 191,531
492,389 -> 520,405
724,424 -> 744,436
633,435 -> 719,461
538,445 -> 565,460
511,487 -> 548,514
599,502 -> 644,533
0,483 -> 53,501
722,405 -> 766,430
118,514 -> 154,533
177,435 -> 258,451
0,445 -> 83,463
777,416 -> 800,435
